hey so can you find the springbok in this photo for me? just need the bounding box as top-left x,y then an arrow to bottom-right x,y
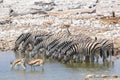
26,59 -> 44,70
10,58 -> 26,70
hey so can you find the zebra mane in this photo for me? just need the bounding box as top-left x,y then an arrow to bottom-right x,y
16,33 -> 23,41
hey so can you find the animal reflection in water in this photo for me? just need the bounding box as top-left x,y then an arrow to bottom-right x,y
11,51 -> 44,71
13,50 -> 114,71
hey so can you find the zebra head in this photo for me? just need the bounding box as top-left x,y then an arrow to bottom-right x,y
34,37 -> 44,46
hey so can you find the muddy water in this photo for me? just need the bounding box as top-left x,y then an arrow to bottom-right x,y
0,51 -> 120,80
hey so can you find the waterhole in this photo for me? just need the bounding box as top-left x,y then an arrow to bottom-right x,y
0,51 -> 120,80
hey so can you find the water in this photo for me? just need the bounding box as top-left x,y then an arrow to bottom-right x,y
0,51 -> 120,80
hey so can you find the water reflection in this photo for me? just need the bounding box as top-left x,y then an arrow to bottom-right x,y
0,51 -> 120,80
5,51 -> 117,72
65,62 -> 114,69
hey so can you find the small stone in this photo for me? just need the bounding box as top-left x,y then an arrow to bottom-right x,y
86,74 -> 95,78
112,75 -> 119,78
101,75 -> 108,78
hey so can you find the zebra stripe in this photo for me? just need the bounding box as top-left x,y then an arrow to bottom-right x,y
14,32 -> 31,51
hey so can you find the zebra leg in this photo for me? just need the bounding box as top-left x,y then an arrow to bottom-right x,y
63,55 -> 70,64
90,54 -> 95,62
85,55 -> 90,62
79,54 -> 85,63
73,54 -> 79,63
95,54 -> 99,63
14,42 -> 21,52
103,50 -> 108,62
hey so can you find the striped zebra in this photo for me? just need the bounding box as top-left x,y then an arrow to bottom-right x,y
32,35 -> 61,56
49,38 -> 74,61
31,32 -> 69,58
14,32 -> 31,52
55,34 -> 93,63
87,38 -> 114,62
20,34 -> 34,53
55,35 -> 113,63
61,41 -> 79,63
44,33 -> 93,63
44,38 -> 61,58
45,34 -> 91,63
77,37 -> 114,63
31,31 -> 114,63
99,39 -> 114,62
20,31 -> 51,53
22,31 -> 68,54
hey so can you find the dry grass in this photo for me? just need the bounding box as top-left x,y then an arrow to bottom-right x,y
48,10 -> 78,17
113,38 -> 120,48
70,26 -> 96,36
48,8 -> 95,17
98,27 -> 112,32
42,20 -> 54,26
100,17 -> 120,24
60,23 -> 71,28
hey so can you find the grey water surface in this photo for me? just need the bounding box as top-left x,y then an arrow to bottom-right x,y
0,51 -> 120,80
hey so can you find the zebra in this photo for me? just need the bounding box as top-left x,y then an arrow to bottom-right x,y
20,34 -> 34,53
20,31 -> 52,53
57,35 -> 93,63
47,34 -> 89,63
56,36 -> 113,63
56,34 -> 101,63
77,37 -> 114,63
31,31 -> 114,63
62,41 -> 79,63
31,34 -> 60,57
45,33 -> 93,63
44,38 -> 61,59
99,39 -> 114,62
86,38 -> 114,62
14,32 -> 31,52
31,32 -> 70,58
49,39 -> 74,61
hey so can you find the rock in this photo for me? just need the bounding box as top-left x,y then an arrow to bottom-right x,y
0,19 -> 11,25
30,10 -> 47,14
0,8 -> 10,18
96,0 -> 120,17
111,75 -> 119,78
86,74 -> 95,78
101,75 -> 109,78
0,0 -> 120,51
0,0 -> 3,3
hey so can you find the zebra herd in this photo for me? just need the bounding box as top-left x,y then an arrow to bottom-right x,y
14,31 -> 114,64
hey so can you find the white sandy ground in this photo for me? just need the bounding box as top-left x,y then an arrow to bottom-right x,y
0,0 -> 120,50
